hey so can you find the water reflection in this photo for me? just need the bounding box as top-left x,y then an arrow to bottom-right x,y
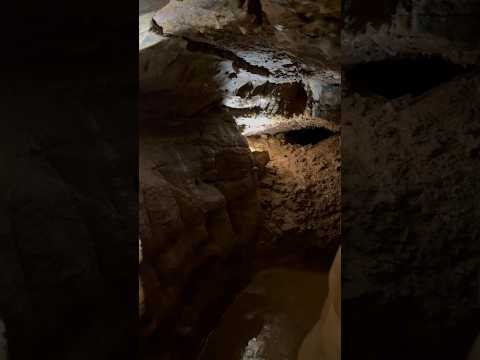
199,269 -> 328,360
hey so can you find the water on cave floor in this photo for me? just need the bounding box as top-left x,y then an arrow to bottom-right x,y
198,269 -> 328,360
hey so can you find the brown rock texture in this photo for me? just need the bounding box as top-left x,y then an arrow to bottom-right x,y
139,33 -> 264,358
249,131 -> 341,255
138,98 -> 267,357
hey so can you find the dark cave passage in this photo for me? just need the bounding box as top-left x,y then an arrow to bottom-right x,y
284,127 -> 335,146
346,56 -> 470,99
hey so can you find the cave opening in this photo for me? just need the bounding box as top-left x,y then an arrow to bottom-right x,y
346,55 -> 470,99
283,127 -> 335,146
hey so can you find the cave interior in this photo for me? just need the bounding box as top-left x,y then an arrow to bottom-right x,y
139,0 -> 341,359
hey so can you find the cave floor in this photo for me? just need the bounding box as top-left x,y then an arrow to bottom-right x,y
198,268 -> 328,360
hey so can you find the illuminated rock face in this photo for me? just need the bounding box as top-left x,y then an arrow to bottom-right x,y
249,132 -> 340,251
139,105 -> 264,344
141,0 -> 341,135
139,34 -> 265,355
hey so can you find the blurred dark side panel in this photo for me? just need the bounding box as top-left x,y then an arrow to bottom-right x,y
342,1 -> 480,359
0,1 -> 138,359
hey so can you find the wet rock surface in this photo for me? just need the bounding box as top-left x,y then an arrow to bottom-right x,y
198,269 -> 328,360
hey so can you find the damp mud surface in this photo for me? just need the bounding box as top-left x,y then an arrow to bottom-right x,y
198,269 -> 328,360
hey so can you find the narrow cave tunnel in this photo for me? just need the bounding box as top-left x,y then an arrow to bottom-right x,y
346,55 -> 470,99
139,1 -> 341,359
283,127 -> 335,146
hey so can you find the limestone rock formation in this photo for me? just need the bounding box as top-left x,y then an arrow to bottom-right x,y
139,107 -> 263,342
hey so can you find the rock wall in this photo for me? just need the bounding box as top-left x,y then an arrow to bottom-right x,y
139,31 -> 264,358
139,108 -> 263,354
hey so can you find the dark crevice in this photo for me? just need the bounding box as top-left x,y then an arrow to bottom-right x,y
345,56 -> 472,99
283,127 -> 335,146
239,0 -> 264,24
251,81 -> 308,116
344,0 -> 404,32
297,12 -> 315,23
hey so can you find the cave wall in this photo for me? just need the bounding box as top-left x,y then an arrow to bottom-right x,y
139,115 -> 262,355
139,34 -> 265,357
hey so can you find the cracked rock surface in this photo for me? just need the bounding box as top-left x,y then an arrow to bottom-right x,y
140,0 -> 341,129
